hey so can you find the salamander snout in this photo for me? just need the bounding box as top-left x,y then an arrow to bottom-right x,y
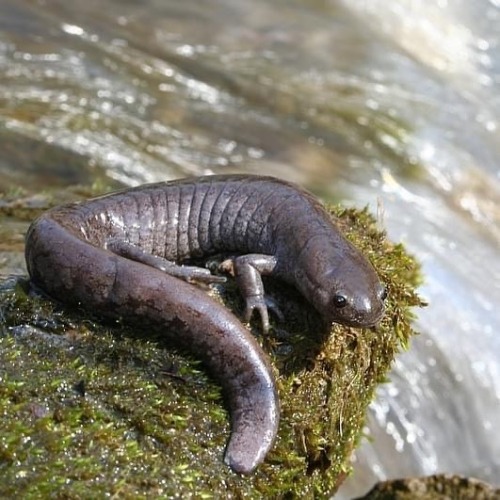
326,282 -> 386,328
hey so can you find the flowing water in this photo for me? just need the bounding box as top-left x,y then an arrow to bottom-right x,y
0,0 -> 499,497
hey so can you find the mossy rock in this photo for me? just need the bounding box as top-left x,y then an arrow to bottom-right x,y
0,188 -> 424,499
356,473 -> 500,500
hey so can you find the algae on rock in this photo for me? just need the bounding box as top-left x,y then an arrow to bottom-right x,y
0,188 -> 424,499
357,473 -> 500,500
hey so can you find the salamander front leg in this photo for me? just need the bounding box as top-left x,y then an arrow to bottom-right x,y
220,254 -> 282,333
106,239 -> 226,284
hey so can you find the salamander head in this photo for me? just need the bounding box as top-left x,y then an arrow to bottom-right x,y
321,273 -> 386,328
297,241 -> 386,328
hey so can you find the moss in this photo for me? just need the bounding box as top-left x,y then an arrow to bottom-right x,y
357,474 -> 500,500
0,194 -> 424,498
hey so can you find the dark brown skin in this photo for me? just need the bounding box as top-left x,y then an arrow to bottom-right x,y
24,175 -> 385,474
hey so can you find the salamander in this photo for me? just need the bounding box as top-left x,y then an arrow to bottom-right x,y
24,174 -> 386,474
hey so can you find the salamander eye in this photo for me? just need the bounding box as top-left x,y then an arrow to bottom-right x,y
379,286 -> 388,301
333,294 -> 348,308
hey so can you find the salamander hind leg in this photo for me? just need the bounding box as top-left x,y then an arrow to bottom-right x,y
106,239 -> 226,284
220,254 -> 282,333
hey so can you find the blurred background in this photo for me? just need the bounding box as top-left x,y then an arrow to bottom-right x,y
0,1 -> 499,497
